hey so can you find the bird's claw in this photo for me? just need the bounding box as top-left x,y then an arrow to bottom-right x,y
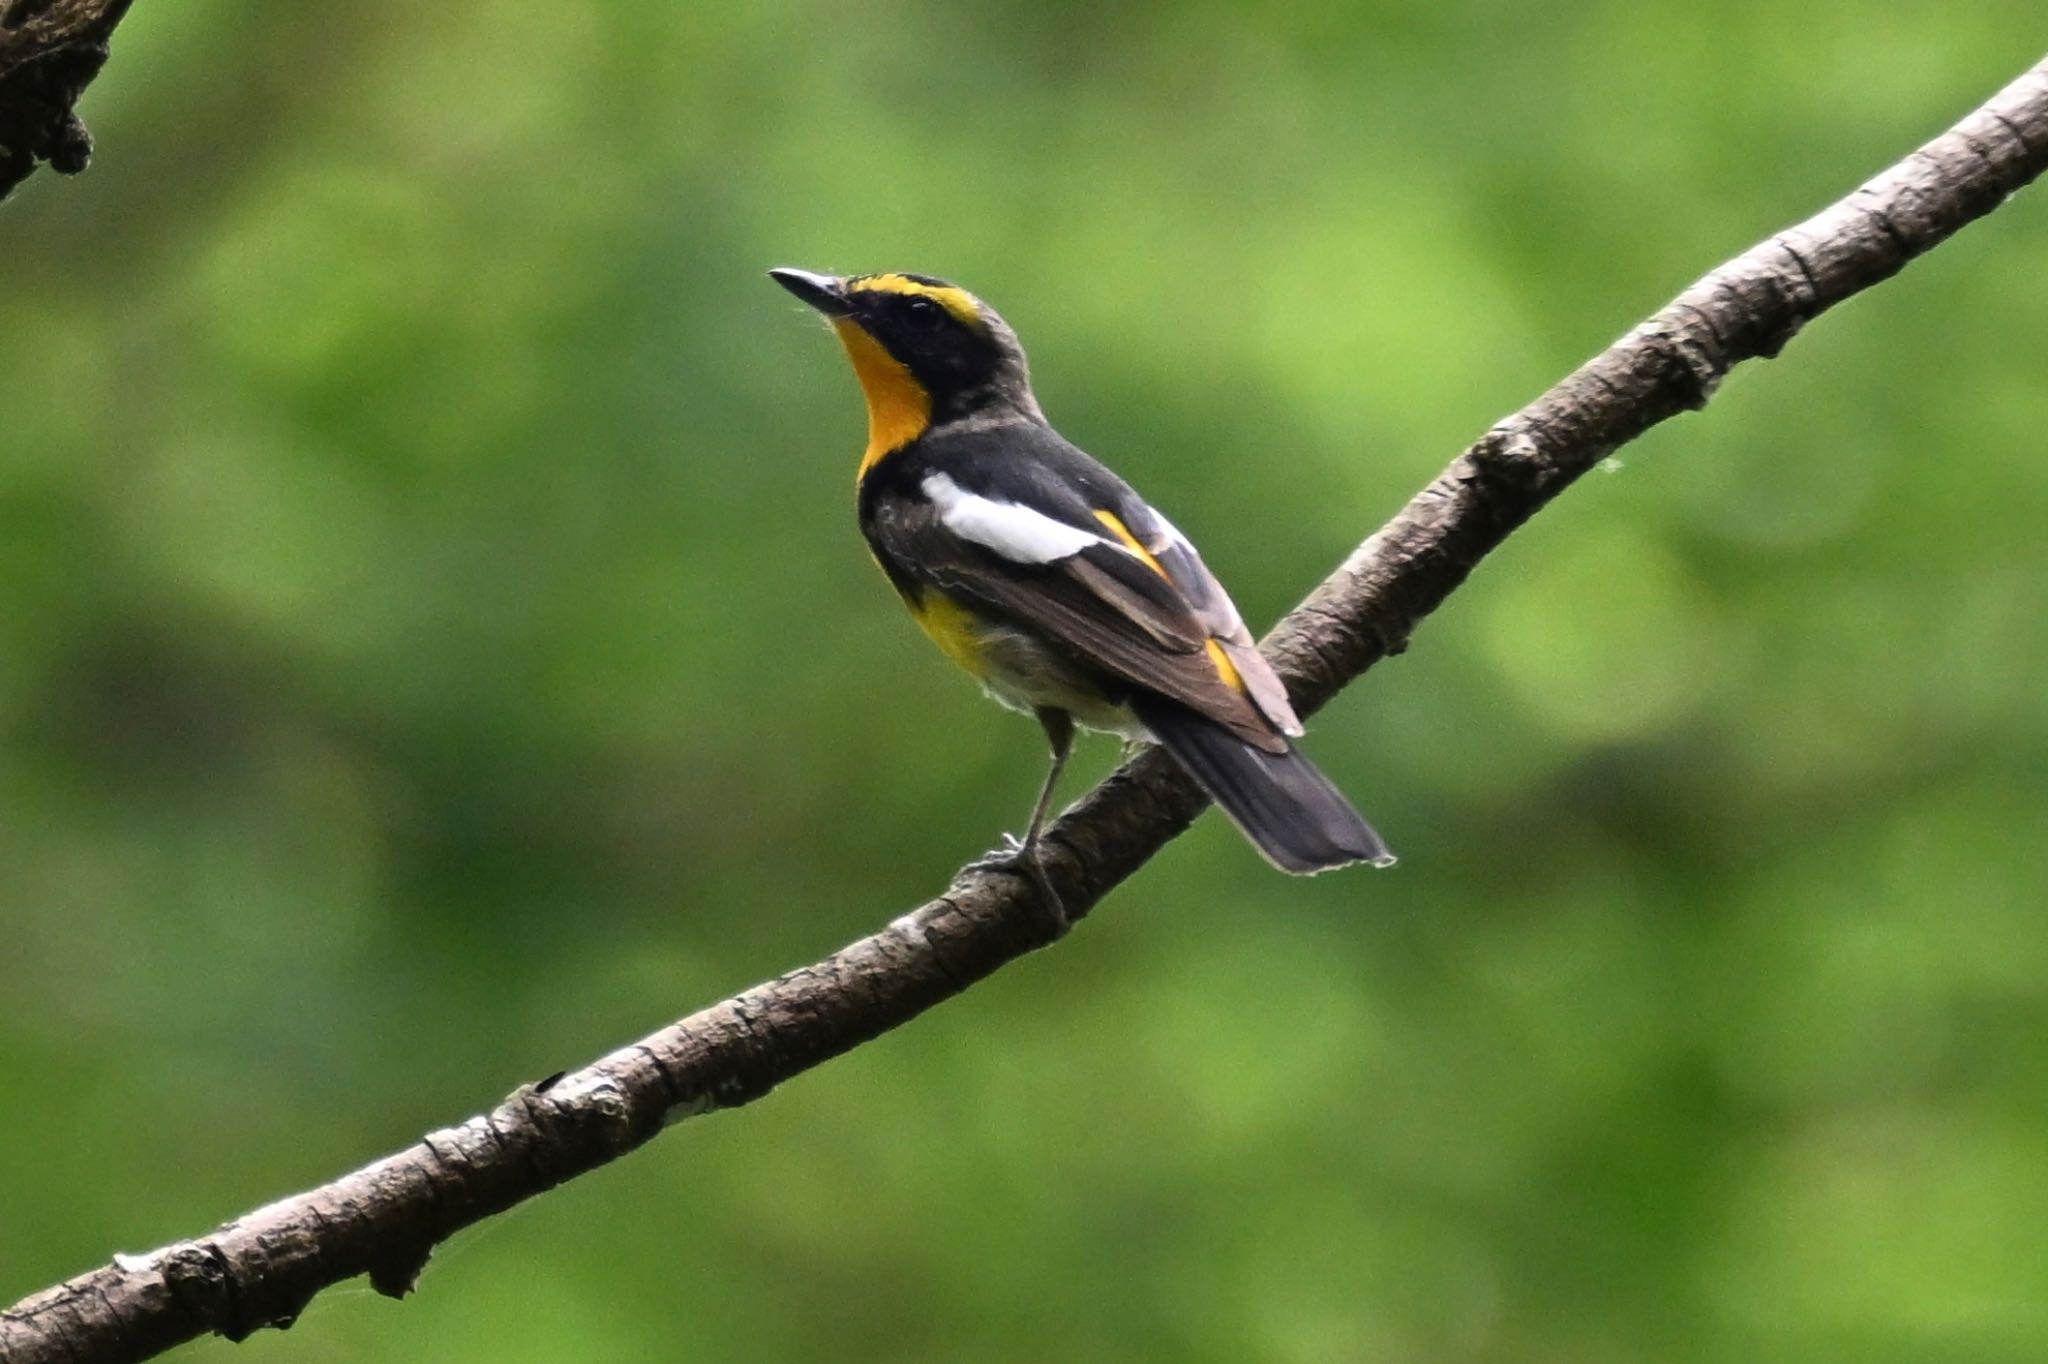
967,833 -> 1027,870
966,834 -> 1069,937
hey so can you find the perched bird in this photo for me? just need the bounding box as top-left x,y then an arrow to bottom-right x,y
770,267 -> 1393,911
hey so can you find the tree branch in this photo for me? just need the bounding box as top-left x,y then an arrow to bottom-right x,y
7,51 -> 2047,1364
0,0 -> 134,200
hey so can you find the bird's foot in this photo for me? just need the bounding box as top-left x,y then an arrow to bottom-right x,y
967,834 -> 1069,939
966,832 -> 1028,870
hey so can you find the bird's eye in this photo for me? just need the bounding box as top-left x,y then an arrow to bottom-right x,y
904,296 -> 944,326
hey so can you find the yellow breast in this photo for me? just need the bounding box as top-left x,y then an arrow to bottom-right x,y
907,588 -> 990,678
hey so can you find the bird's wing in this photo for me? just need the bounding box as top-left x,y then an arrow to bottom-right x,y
871,472 -> 1295,751
1101,498 -> 1305,738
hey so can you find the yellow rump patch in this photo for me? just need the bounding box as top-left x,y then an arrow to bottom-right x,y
908,589 -> 988,678
831,317 -> 932,479
849,274 -> 987,331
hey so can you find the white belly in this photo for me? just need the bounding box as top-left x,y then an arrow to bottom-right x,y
970,620 -> 1148,740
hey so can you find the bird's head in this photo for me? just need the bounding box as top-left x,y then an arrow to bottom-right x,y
771,268 -> 1040,455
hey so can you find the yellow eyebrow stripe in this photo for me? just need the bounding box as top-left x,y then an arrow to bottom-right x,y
850,274 -> 987,330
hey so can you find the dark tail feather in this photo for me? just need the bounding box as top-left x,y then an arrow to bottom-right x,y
1132,696 -> 1395,875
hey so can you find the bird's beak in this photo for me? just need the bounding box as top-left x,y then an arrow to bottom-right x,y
768,267 -> 853,316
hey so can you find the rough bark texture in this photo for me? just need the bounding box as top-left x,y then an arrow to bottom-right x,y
0,0 -> 132,199
5,51 -> 2047,1364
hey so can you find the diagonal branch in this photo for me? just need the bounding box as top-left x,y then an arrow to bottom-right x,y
7,51 -> 2047,1364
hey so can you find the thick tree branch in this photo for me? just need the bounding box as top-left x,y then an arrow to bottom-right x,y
0,0 -> 133,199
7,51 -> 2047,1364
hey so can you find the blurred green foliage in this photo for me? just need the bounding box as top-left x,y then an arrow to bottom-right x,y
3,3 -> 2046,1361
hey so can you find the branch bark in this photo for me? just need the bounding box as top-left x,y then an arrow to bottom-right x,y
7,51 -> 2047,1364
0,0 -> 133,199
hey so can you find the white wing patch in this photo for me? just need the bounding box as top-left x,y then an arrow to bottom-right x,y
922,472 -> 1102,564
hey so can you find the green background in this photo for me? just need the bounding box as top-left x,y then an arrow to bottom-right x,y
5,5 -> 2046,1362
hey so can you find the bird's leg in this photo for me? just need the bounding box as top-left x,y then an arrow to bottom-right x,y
1014,708 -> 1074,931
1021,708 -> 1074,853
970,708 -> 1074,933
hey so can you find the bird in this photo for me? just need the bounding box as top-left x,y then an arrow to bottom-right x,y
769,267 -> 1393,916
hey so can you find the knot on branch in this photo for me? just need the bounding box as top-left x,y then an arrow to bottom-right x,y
1463,420 -> 1559,505
516,1070 -> 649,1162
1613,318 -> 1725,414
157,1241 -> 312,1342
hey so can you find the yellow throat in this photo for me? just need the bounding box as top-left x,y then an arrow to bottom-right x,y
831,317 -> 932,480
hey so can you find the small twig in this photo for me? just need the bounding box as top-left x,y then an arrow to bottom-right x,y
0,0 -> 135,200
5,50 -> 2046,1364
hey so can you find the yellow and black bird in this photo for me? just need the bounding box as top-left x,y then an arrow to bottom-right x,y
771,267 -> 1393,904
